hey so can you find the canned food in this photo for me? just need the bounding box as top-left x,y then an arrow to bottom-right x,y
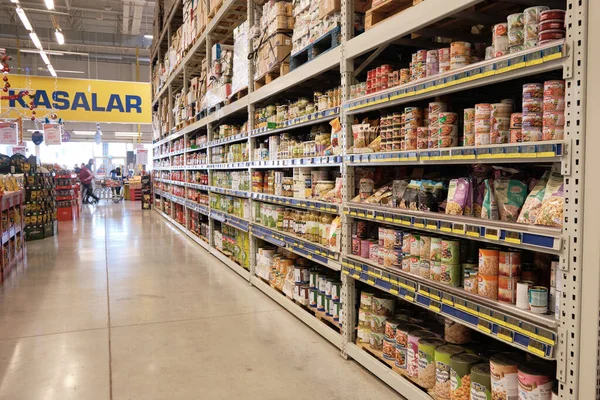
508,28 -> 524,47
490,352 -> 524,400
524,6 -> 549,25
523,98 -> 543,113
438,125 -> 459,137
360,291 -> 374,310
440,263 -> 461,287
439,112 -> 459,125
463,134 -> 475,146
490,129 -> 509,144
543,96 -> 565,112
540,9 -> 565,22
521,127 -> 543,142
450,41 -> 471,58
498,276 -> 519,303
410,234 -> 420,256
430,262 -> 442,281
492,23 -> 508,37
408,330 -> 436,378
539,19 -> 565,31
444,319 -> 472,345
523,83 -> 544,99
382,338 -> 396,360
370,331 -> 384,351
372,295 -> 396,316
441,240 -> 460,264
478,274 -> 499,300
518,363 -> 554,399
539,29 -> 566,41
543,111 -> 565,127
430,102 -> 448,115
434,344 -> 465,396
464,268 -> 478,294
471,363 -> 492,400
410,256 -> 421,275
358,309 -> 371,328
544,80 -> 565,97
309,288 -> 318,307
543,126 -> 564,140
450,353 -> 482,400
420,259 -> 431,279
384,318 -> 401,340
522,113 -> 543,128
370,314 -> 388,333
418,337 -> 447,389
475,103 -> 492,119
529,286 -> 548,313
357,326 -> 371,344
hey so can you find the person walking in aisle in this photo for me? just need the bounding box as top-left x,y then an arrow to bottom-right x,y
80,163 -> 99,204
110,167 -> 123,196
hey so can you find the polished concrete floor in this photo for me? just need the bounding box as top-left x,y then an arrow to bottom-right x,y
0,202 -> 402,400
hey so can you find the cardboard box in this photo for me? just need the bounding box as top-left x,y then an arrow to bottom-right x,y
319,0 -> 341,19
355,0 -> 372,13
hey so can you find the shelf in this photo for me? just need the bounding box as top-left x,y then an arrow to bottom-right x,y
209,187 -> 250,198
152,0 -> 247,106
2,225 -> 20,245
249,47 -> 341,105
344,203 -> 562,254
186,182 -> 211,191
343,255 -> 557,360
251,192 -> 340,214
186,145 -> 208,153
153,129 -> 186,148
250,108 -> 339,138
207,132 -> 249,147
250,155 -> 342,169
345,40 -> 565,114
347,141 -> 565,166
184,200 -> 210,216
250,276 -> 342,348
210,209 -> 250,232
250,223 -> 340,268
345,343 -> 431,400
186,165 -> 210,170
209,161 -> 251,169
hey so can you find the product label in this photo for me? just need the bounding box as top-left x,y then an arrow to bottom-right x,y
436,361 -> 450,383
471,382 -> 491,400
407,348 -> 418,377
450,369 -> 460,391
518,379 -> 553,399
491,370 -> 518,399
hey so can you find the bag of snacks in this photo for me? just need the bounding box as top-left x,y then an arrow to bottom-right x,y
536,173 -> 564,228
328,216 -> 342,252
352,124 -> 369,148
401,180 -> 420,210
391,180 -> 409,207
517,171 -> 549,224
446,178 -> 471,215
432,181 -> 447,211
480,179 -> 498,220
494,179 -> 527,222
418,180 -> 435,212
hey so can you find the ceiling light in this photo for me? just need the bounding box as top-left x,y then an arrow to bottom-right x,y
115,133 -> 141,137
47,64 -> 57,77
20,49 -> 64,56
16,7 -> 32,31
39,50 -> 50,65
11,0 -> 19,3
73,131 -> 97,136
29,32 -> 42,49
45,0 -> 54,10
55,70 -> 84,74
143,35 -> 153,39
55,29 -> 64,45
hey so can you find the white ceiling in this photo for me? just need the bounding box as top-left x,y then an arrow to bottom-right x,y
0,0 -> 156,63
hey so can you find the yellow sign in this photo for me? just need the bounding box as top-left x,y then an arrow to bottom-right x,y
1,75 -> 151,124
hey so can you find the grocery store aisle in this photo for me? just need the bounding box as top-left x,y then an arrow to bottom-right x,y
0,202 -> 402,400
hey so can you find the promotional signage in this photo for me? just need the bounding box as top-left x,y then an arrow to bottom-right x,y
0,75 -> 151,124
44,123 -> 62,146
0,122 -> 18,145
12,145 -> 26,156
136,149 -> 148,165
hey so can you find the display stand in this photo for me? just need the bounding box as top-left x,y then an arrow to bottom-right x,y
24,172 -> 57,241
55,173 -> 80,221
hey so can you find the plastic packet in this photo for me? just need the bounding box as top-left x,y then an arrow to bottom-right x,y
328,216 -> 341,252
480,179 -> 498,220
418,180 -> 435,211
402,180 -> 421,210
494,179 -> 527,222
391,180 -> 409,207
517,171 -> 549,224
446,178 -> 470,215
536,173 -> 564,228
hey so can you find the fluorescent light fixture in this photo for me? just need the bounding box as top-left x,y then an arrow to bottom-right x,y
16,7 -> 32,31
47,64 -> 57,77
29,32 -> 42,50
55,69 -> 84,74
115,132 -> 141,137
73,131 -> 97,136
55,29 -> 64,45
45,0 -> 54,10
20,49 -> 64,56
143,34 -> 153,39
39,50 -> 50,65
11,0 -> 19,3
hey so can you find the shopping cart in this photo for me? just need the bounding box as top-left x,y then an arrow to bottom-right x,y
105,179 -> 123,203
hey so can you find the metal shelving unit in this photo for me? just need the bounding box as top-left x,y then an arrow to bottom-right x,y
151,0 -> 599,397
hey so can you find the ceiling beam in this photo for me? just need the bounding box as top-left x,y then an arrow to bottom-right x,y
130,0 -> 145,36
122,2 -> 131,34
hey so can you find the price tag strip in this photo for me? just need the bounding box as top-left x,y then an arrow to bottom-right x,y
250,223 -> 340,271
342,257 -> 557,359
345,205 -> 561,253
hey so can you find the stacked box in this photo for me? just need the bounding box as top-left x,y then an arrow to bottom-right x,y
231,21 -> 250,97
292,0 -> 340,53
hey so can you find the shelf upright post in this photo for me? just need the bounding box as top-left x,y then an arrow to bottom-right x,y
206,32 -> 215,248
573,0 -> 600,397
246,0 -> 257,282
339,0 -> 355,358
183,66 -> 190,230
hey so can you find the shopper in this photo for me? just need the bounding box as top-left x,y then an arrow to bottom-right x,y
110,167 -> 123,196
80,163 -> 99,204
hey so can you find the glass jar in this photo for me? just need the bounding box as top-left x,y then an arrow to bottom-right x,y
321,214 -> 333,246
314,180 -> 335,199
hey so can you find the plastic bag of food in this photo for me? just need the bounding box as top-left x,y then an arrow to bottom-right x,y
352,124 -> 369,148
446,178 -> 470,215
480,179 -> 498,220
431,181 -> 447,212
473,180 -> 485,217
418,180 -> 435,211
517,171 -> 549,224
391,180 -> 409,207
366,183 -> 393,204
465,178 -> 474,216
402,180 -> 421,210
494,179 -> 527,222
321,177 -> 344,203
328,216 -> 342,252
536,173 -> 564,228
367,136 -> 381,152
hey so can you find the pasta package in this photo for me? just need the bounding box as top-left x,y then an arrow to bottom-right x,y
536,173 -> 564,228
446,178 -> 471,215
517,172 -> 550,224
494,179 -> 527,222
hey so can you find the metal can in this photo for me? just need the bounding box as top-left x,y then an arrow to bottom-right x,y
490,353 -> 524,400
471,363 -> 492,400
529,286 -> 549,313
383,338 -> 396,360
309,288 -> 318,308
517,362 -> 554,399
450,353 -> 482,400
418,338 -> 447,389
